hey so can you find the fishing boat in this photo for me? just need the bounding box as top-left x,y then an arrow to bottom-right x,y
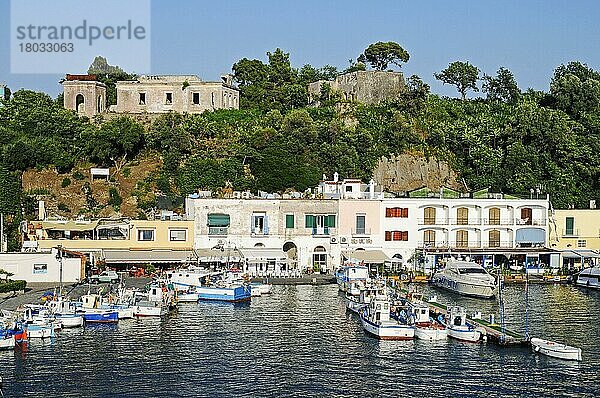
133,283 -> 176,317
575,266 -> 600,289
359,295 -> 415,340
443,306 -> 482,342
82,310 -> 119,324
346,282 -> 386,314
46,300 -> 84,327
431,259 -> 497,298
166,267 -> 211,292
197,284 -> 251,302
55,313 -> 84,328
249,281 -> 273,297
530,337 -> 582,361
26,324 -> 56,339
335,265 -> 369,295
407,301 -> 447,341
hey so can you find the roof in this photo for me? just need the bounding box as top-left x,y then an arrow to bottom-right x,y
561,250 -> 600,259
342,249 -> 390,264
103,249 -> 196,264
42,220 -> 99,232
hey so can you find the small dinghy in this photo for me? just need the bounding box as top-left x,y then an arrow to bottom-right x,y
530,337 -> 582,361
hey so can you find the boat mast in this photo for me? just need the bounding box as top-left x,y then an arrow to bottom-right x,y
498,264 -> 506,344
525,269 -> 530,340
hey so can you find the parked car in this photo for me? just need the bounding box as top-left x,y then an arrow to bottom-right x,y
90,271 -> 119,284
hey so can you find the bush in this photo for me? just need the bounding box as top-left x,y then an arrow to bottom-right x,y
72,170 -> 85,180
57,203 -> 71,212
61,177 -> 71,188
122,167 -> 131,178
108,187 -> 122,207
0,280 -> 27,293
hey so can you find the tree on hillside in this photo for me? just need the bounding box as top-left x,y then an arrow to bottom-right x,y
550,61 -> 600,118
83,116 -> 144,171
435,61 -> 480,99
361,42 -> 410,71
88,56 -> 135,107
482,67 -> 520,103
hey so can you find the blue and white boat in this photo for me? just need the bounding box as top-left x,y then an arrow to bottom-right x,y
197,284 -> 251,302
359,295 -> 415,340
442,306 -> 482,342
82,310 -> 119,324
26,324 -> 56,339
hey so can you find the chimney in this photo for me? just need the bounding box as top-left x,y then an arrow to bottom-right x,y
333,172 -> 339,183
591,199 -> 597,209
369,179 -> 375,199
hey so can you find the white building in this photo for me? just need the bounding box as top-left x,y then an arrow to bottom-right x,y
185,182 -> 553,275
0,248 -> 85,283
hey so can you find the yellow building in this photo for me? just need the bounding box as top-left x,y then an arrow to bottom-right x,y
550,209 -> 600,268
24,219 -> 195,268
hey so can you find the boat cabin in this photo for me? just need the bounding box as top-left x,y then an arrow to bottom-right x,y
81,294 -> 102,309
368,296 -> 391,323
448,306 -> 468,327
409,302 -> 430,325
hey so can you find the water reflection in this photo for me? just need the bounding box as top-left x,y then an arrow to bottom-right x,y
0,284 -> 598,397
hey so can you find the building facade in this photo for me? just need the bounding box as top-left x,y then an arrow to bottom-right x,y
549,209 -> 600,268
0,248 -> 85,283
62,74 -> 239,117
23,219 -> 195,267
114,75 -> 239,114
61,74 -> 107,118
308,70 -> 405,106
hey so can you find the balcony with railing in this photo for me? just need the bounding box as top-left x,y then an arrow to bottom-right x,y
483,240 -> 514,248
562,228 -> 579,237
312,227 -> 332,236
417,218 -> 449,225
448,218 -> 483,226
482,218 -> 514,226
515,218 -> 547,226
352,227 -> 371,237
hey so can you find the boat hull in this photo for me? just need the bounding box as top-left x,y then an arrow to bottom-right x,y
531,338 -> 582,361
197,285 -> 251,302
56,314 -> 84,328
26,325 -> 55,339
0,335 -> 15,350
360,315 -> 415,340
415,326 -> 447,341
345,297 -> 366,314
133,305 -> 166,317
82,311 -> 119,324
177,293 -> 199,302
447,327 -> 481,342
431,275 -> 495,299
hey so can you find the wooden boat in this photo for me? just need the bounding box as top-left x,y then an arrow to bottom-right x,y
82,310 -> 119,324
55,313 -> 84,328
530,337 -> 582,361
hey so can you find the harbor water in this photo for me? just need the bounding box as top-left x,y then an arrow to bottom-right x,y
1,284 -> 599,397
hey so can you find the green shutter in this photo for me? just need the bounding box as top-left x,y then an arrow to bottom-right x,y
565,217 -> 574,234
286,214 -> 294,228
208,213 -> 230,227
305,215 -> 314,228
327,215 -> 336,228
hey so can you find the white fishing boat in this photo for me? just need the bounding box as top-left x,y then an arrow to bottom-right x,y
443,306 -> 482,343
346,282 -> 386,314
26,324 -> 55,339
166,267 -> 211,292
177,289 -> 199,302
55,313 -> 84,328
335,265 -> 369,295
432,259 -> 497,298
250,281 -> 273,297
575,266 -> 600,289
360,295 -> 415,340
530,337 -> 582,361
133,283 -> 174,317
407,301 -> 447,341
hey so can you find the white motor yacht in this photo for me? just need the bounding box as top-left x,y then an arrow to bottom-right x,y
575,266 -> 600,289
432,259 -> 496,298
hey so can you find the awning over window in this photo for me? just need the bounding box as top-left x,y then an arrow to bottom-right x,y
515,228 -> 545,243
342,250 -> 390,264
207,213 -> 230,227
103,249 -> 196,264
561,250 -> 600,259
239,248 -> 288,262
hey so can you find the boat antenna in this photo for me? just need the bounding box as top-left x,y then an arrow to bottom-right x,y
525,268 -> 530,341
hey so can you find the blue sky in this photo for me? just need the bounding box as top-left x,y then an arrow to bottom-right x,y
1,0 -> 600,98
